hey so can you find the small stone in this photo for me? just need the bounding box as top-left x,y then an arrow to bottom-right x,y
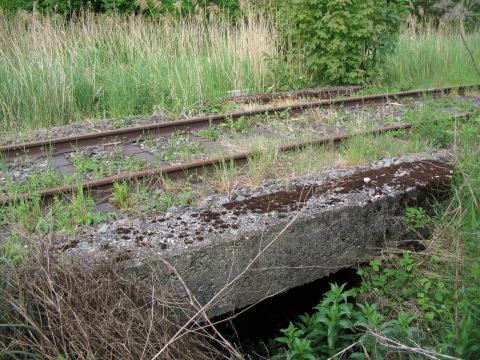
115,219 -> 131,227
217,198 -> 228,206
184,239 -> 194,244
99,239 -> 109,250
363,177 -> 371,184
98,223 -> 109,233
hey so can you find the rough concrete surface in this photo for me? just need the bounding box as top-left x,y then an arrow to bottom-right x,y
58,155 -> 453,318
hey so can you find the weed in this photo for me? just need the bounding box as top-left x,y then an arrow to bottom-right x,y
194,127 -> 220,141
0,233 -> 26,263
0,187 -> 111,234
4,167 -> 65,196
405,207 -> 431,230
113,181 -> 132,210
116,177 -> 197,215
185,99 -> 236,116
210,158 -> 238,194
383,20 -> 480,90
159,132 -> 205,162
272,283 -> 420,359
218,115 -> 252,134
71,147 -> 148,178
0,254 -> 228,359
247,149 -> 279,186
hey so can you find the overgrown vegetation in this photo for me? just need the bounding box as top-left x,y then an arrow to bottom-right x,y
275,0 -> 408,84
1,1 -> 480,357
268,114 -> 480,359
0,254 -> 231,359
0,188 -> 111,235
0,9 -> 279,133
1,4 -> 479,134
71,148 -> 149,178
0,0 -> 242,17
382,19 -> 480,89
113,177 -> 197,215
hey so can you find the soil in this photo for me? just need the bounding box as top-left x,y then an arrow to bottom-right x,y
222,160 -> 452,218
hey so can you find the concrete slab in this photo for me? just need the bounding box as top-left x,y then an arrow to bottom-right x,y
49,154 -> 77,178
55,156 -> 453,318
121,144 -> 157,165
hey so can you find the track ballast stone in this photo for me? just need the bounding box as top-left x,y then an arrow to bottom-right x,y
55,155 -> 453,317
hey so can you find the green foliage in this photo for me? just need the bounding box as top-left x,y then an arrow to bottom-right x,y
186,100 -> 236,117
3,168 -> 64,196
405,207 -> 431,229
195,127 -> 220,141
160,133 -> 205,162
382,27 -> 480,90
71,148 -> 148,179
117,178 -> 197,214
113,181 -> 132,210
275,0 -> 409,84
0,234 -> 26,263
340,131 -> 415,165
0,187 -> 111,234
218,115 -> 252,134
0,0 -> 240,16
272,283 -> 420,359
272,118 -> 480,359
403,96 -> 475,148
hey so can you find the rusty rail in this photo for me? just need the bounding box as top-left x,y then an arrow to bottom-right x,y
0,123 -> 411,205
1,84 -> 478,159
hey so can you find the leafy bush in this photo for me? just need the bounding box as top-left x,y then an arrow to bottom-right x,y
0,0 -> 240,16
275,0 -> 409,84
272,282 -> 421,359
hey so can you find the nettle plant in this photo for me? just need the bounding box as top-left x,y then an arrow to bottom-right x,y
276,0 -> 408,84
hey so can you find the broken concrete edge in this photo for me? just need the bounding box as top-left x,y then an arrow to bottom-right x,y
54,152 -> 453,318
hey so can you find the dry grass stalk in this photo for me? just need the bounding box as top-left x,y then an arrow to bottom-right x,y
0,238 -> 235,359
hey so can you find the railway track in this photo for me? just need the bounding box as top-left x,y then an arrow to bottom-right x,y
0,84 -> 479,206
0,124 -> 411,205
1,83 -> 478,160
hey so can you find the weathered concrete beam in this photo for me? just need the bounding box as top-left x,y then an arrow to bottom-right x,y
60,157 -> 453,318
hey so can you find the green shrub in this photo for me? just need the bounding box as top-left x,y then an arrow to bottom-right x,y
275,0 -> 408,84
0,0 -> 240,16
272,282 -> 420,359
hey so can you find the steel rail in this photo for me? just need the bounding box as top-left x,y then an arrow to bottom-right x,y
0,123 -> 411,205
223,85 -> 362,103
1,83 -> 478,160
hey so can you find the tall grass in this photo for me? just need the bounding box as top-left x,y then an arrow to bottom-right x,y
0,10 -> 280,133
382,19 -> 480,89
1,11 -> 479,134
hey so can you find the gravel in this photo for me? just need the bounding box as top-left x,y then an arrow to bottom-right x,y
0,156 -> 51,195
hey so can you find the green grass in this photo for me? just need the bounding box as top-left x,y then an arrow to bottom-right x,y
71,148 -> 149,178
1,10 -> 479,136
0,187 -> 111,235
382,25 -> 480,90
113,178 -> 197,215
0,10 -> 280,134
